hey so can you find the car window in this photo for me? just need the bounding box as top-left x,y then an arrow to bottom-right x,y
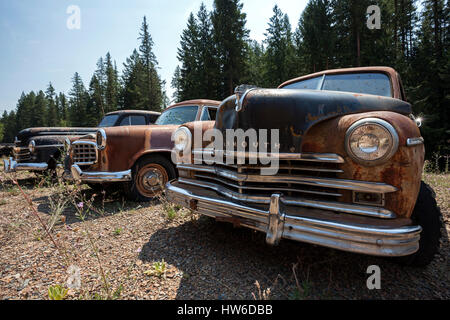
200,107 -> 218,121
155,106 -> 199,125
322,73 -> 392,97
119,115 -> 147,126
98,114 -> 119,127
283,76 -> 322,90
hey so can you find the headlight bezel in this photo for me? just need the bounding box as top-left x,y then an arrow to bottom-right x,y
345,118 -> 399,166
96,129 -> 107,150
173,126 -> 192,154
28,140 -> 36,153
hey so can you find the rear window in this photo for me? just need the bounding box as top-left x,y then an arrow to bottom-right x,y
283,73 -> 392,97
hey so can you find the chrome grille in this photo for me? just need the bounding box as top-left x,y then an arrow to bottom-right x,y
72,142 -> 97,165
13,148 -> 31,162
177,150 -> 398,219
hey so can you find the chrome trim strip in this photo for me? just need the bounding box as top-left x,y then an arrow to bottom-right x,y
3,157 -> 48,173
70,164 -> 131,183
34,144 -> 64,149
194,173 -> 343,197
178,177 -> 396,219
192,149 -> 345,163
166,181 -> 421,257
406,137 -> 424,147
177,164 -> 398,194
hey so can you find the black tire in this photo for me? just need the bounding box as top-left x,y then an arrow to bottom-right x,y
395,181 -> 442,267
125,154 -> 176,202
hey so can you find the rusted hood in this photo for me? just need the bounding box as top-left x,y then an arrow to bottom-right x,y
16,127 -> 98,146
215,89 -> 412,153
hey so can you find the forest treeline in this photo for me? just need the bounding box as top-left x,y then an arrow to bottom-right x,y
0,0 -> 448,160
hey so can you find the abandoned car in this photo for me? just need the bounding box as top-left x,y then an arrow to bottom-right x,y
166,67 -> 442,267
67,99 -> 220,201
3,110 -> 160,174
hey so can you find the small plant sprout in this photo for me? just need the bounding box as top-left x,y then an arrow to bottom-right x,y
113,227 -> 123,236
48,285 -> 69,300
144,259 -> 167,278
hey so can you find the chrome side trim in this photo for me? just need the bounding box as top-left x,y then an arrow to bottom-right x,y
407,137 -> 424,147
178,177 -> 396,219
192,149 -> 345,163
3,157 -> 48,173
71,164 -> 131,183
166,181 -> 421,257
177,164 -> 398,194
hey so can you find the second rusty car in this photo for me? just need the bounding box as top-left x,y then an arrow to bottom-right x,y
65,100 -> 220,201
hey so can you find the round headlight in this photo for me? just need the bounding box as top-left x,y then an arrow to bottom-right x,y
28,140 -> 36,153
173,127 -> 192,153
96,129 -> 107,150
345,118 -> 399,166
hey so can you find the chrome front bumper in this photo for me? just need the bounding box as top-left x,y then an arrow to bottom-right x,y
3,157 -> 48,173
70,164 -> 131,183
166,181 -> 422,257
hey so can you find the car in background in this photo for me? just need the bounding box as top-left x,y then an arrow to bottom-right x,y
67,99 -> 220,201
3,110 -> 160,174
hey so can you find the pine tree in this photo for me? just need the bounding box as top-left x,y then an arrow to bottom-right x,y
177,13 -> 200,101
263,5 -> 296,87
68,72 -> 88,127
138,16 -> 163,111
122,49 -> 145,109
104,52 -> 120,114
212,0 -> 249,97
32,91 -> 47,127
171,66 -> 183,103
45,83 -> 59,127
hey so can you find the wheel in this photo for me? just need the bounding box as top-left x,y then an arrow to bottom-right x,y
395,181 -> 443,267
126,154 -> 176,202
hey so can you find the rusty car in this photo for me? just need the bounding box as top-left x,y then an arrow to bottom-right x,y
166,67 -> 442,267
3,110 -> 161,174
66,99 -> 220,201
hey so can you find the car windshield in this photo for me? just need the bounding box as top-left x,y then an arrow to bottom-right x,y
283,72 -> 392,97
155,106 -> 199,125
98,114 -> 119,127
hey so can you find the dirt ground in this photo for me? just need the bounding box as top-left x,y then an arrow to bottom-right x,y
0,167 -> 448,300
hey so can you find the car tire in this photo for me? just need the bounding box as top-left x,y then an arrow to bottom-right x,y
126,154 -> 176,202
395,181 -> 442,267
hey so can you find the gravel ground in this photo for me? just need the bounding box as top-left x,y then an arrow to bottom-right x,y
0,169 -> 448,300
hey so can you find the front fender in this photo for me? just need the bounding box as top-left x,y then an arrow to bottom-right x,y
301,111 -> 424,218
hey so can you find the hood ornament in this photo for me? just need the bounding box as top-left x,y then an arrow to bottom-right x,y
234,84 -> 258,112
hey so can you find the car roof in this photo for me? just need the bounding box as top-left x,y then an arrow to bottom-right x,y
278,66 -> 401,99
106,110 -> 161,116
278,66 -> 397,87
164,99 -> 221,111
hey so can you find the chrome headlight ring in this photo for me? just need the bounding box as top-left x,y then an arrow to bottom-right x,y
96,129 -> 107,150
345,118 -> 399,166
28,140 -> 36,153
173,126 -> 192,153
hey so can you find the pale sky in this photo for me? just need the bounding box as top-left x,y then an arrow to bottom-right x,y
0,0 -> 308,114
